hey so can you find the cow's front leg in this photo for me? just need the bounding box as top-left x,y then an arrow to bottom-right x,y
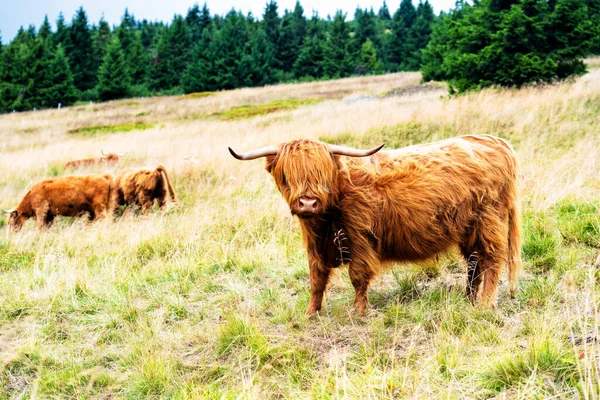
348,264 -> 373,315
306,260 -> 332,316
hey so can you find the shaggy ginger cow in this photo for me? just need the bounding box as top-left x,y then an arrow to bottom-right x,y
229,135 -> 522,315
65,150 -> 127,169
112,165 -> 177,213
3,174 -> 113,231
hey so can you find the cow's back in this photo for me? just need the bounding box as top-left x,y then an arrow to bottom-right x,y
34,175 -> 111,216
360,136 -> 518,261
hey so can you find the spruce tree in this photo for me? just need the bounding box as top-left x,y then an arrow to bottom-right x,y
278,11 -> 298,73
358,38 -> 378,74
248,28 -> 278,86
40,44 -> 77,107
322,11 -> 354,78
422,0 -> 596,92
181,26 -> 219,92
55,13 -> 70,50
379,1 -> 392,21
91,18 -> 111,76
292,1 -> 307,45
404,0 -> 435,70
96,37 -> 131,100
186,4 -> 204,41
67,7 -> 96,91
294,15 -> 325,78
212,11 -> 251,89
39,16 -> 53,42
263,1 -> 280,45
117,11 -> 150,86
149,15 -> 191,91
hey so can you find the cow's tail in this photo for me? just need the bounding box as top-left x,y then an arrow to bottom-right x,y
507,166 -> 522,299
156,165 -> 177,202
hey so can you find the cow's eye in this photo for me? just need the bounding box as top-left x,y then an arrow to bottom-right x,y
281,174 -> 287,187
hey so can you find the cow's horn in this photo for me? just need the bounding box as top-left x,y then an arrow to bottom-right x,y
228,145 -> 279,161
118,152 -> 128,157
2,209 -> 14,213
329,143 -> 385,157
101,149 -> 107,156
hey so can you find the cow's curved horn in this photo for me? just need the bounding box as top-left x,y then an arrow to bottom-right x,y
2,209 -> 14,213
329,143 -> 385,157
228,146 -> 279,161
101,149 -> 107,156
118,152 -> 128,157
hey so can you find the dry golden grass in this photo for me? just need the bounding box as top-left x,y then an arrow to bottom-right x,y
1,69 -> 600,398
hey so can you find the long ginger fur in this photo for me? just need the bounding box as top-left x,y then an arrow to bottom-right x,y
264,135 -> 522,315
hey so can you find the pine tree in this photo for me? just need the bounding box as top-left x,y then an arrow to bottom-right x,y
39,16 -> 53,42
149,15 -> 191,91
358,38 -> 378,74
263,1 -> 280,46
117,10 -> 150,86
292,1 -> 307,48
379,1 -> 392,21
40,44 -> 77,107
91,18 -> 111,75
404,0 -> 435,70
422,0 -> 596,92
67,7 -> 96,91
55,13 -> 70,49
96,37 -> 131,100
186,3 -> 204,41
248,28 -> 278,86
211,11 -> 252,89
322,11 -> 354,78
294,15 -> 325,79
278,11 -> 298,73
181,26 -> 218,93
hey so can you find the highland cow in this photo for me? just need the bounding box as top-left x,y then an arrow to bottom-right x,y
229,135 -> 522,316
3,174 -> 113,231
112,165 -> 177,214
65,150 -> 127,169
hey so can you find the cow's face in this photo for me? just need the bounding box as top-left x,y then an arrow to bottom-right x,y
267,140 -> 339,218
7,211 -> 26,232
103,153 -> 119,163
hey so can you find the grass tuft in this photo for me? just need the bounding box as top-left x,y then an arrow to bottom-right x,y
67,122 -> 154,136
214,98 -> 323,120
180,91 -> 215,100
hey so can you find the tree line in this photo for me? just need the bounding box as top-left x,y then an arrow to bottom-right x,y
421,0 -> 600,92
0,0 -> 437,112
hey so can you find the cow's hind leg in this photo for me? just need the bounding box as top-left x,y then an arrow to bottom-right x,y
476,212 -> 509,309
460,245 -> 482,303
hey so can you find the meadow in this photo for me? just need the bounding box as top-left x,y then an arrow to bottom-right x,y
1,64 -> 600,398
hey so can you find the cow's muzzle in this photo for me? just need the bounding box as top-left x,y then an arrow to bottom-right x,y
292,197 -> 322,218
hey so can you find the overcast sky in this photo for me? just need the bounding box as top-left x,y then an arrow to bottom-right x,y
1,0 -> 457,42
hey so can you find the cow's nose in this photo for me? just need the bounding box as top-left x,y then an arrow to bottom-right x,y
299,198 -> 317,212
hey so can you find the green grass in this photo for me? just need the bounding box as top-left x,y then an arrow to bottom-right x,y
214,98 -> 323,121
67,122 -> 154,136
179,91 -> 215,100
3,73 -> 600,398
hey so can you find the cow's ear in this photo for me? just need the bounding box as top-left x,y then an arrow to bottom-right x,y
265,155 -> 276,173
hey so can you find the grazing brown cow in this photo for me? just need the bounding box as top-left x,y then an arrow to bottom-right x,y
229,135 -> 522,316
65,150 -> 127,169
3,174 -> 113,232
112,165 -> 177,214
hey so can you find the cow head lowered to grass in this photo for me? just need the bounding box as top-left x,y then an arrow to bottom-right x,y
229,135 -> 523,317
